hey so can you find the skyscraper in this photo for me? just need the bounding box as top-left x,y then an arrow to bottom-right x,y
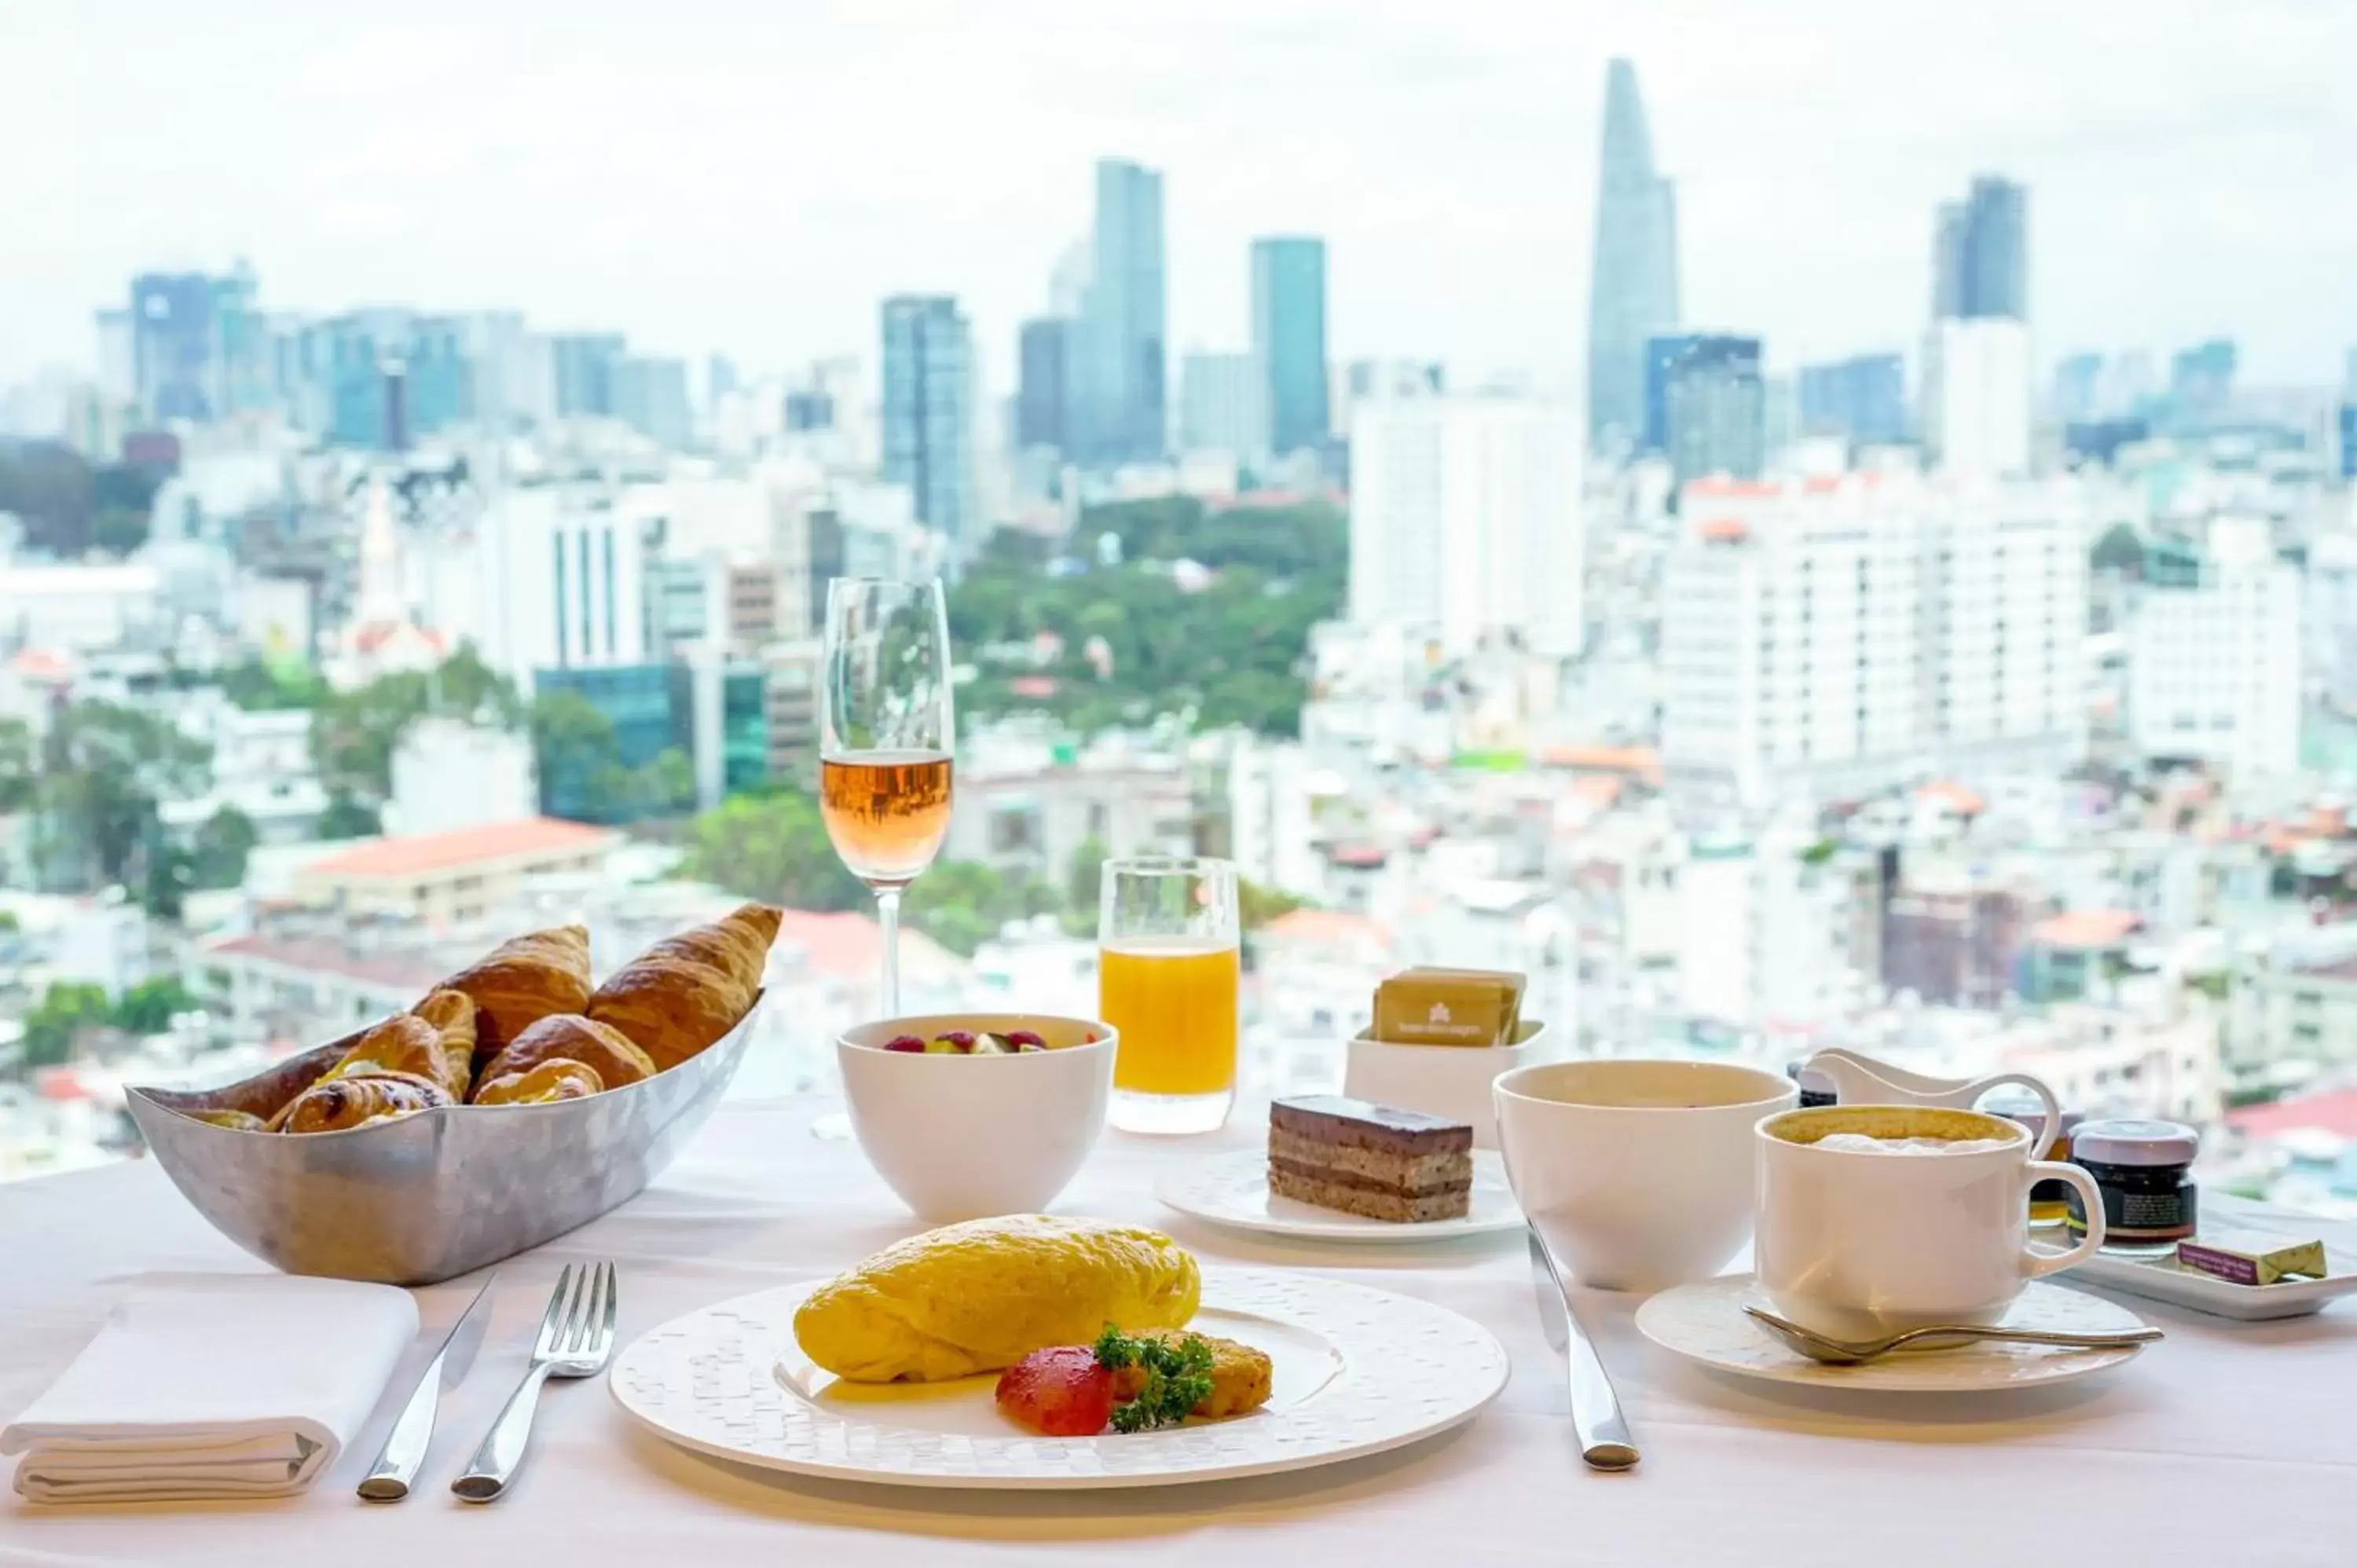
1251,237 -> 1329,457
1799,354 -> 1908,445
1932,177 -> 2027,321
1072,159 -> 1167,464
1016,317 -> 1069,452
1648,334 -> 1765,484
1178,351 -> 1267,460
551,333 -> 627,417
1585,59 -> 1681,449
880,295 -> 977,552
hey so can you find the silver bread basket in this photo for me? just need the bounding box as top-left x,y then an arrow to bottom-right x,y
123,994 -> 761,1285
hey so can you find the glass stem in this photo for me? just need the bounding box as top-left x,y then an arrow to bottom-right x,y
875,888 -> 903,1017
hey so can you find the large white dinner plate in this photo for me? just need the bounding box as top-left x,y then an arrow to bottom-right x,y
1155,1149 -> 1523,1244
1635,1274 -> 2151,1394
609,1268 -> 1509,1489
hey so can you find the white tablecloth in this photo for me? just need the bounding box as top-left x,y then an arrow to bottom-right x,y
5,1099 -> 2353,1566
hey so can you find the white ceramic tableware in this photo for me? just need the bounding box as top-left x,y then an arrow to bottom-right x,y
608,1269 -> 1510,1490
1156,1148 -> 1524,1244
1343,1020 -> 1550,1149
836,1013 -> 1115,1222
1492,1059 -> 1798,1292
1802,1048 -> 2065,1156
1754,1105 -> 2106,1341
1634,1274 -> 2151,1394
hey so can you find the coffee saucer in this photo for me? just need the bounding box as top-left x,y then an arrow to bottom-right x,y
1635,1275 -> 2151,1393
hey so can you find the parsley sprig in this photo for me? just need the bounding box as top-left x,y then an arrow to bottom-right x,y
1093,1324 -> 1215,1433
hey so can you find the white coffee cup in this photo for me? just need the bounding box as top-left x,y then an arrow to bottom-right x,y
1494,1059 -> 1798,1292
1754,1105 -> 2108,1340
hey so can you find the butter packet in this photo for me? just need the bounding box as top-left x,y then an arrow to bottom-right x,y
1369,968 -> 1525,1047
2175,1231 -> 2330,1287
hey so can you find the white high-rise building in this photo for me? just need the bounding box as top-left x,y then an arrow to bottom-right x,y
1347,396 -> 1585,658
1661,473 -> 2087,804
474,485 -> 651,693
2129,517 -> 2300,779
1924,317 -> 2032,478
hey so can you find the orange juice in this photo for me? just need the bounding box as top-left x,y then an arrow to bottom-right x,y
1099,939 -> 1240,1096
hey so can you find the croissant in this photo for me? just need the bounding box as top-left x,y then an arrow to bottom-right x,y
269,1070 -> 453,1134
186,1108 -> 269,1132
322,1014 -> 467,1099
475,1013 -> 655,1097
440,924 -> 592,1068
411,987 -> 480,1093
585,956 -> 748,1072
637,903 -> 781,997
473,1058 -> 605,1105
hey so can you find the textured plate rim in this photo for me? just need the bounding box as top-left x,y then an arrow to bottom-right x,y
607,1267 -> 1510,1490
1153,1149 -> 1524,1244
1633,1274 -> 2149,1393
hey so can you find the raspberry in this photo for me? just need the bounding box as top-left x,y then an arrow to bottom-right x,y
882,1035 -> 926,1053
1005,1030 -> 1047,1050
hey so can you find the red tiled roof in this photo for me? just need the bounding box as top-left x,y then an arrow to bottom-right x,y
1570,775 -> 1623,808
1261,908 -> 1393,950
772,909 -> 953,981
207,934 -> 449,991
1539,744 -> 1662,780
306,818 -> 614,881
35,1067 -> 90,1102
1327,843 -> 1388,869
1917,780 -> 1987,815
1685,478 -> 1778,498
2032,908 -> 2143,950
2227,1089 -> 2357,1141
1699,519 -> 1749,543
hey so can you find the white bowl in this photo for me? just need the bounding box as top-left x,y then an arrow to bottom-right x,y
1343,1020 -> 1551,1148
837,1013 -> 1116,1223
1493,1059 -> 1797,1292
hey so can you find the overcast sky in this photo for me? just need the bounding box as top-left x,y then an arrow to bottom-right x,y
5,0 -> 2353,394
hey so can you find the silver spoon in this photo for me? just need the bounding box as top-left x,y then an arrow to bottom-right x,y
1742,1304 -> 2163,1365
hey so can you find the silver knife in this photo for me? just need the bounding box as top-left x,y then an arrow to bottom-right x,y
1527,1226 -> 1640,1471
358,1273 -> 500,1501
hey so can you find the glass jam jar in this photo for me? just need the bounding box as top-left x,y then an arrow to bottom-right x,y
1986,1096 -> 2087,1229
2067,1119 -> 2200,1256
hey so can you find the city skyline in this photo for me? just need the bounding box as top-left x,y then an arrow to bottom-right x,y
5,2 -> 2355,392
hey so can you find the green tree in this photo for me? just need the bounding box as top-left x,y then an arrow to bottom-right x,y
189,807 -> 258,890
220,655 -> 332,712
318,791 -> 383,839
0,717 -> 34,815
313,649 -> 524,800
1065,835 -> 1109,919
37,702 -> 210,887
21,982 -> 112,1070
903,860 -> 1062,957
2091,522 -> 2145,576
1237,878 -> 1309,932
679,789 -> 867,910
0,441 -> 94,555
113,976 -> 200,1035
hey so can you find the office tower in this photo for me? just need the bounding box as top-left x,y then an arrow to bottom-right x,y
1661,473 -> 2087,804
1251,237 -> 1329,457
1017,317 -> 1069,451
94,310 -> 135,405
1178,351 -> 1269,460
550,333 -> 627,417
2129,518 -> 2298,778
2050,352 -> 2104,423
613,356 -> 693,449
2168,339 -> 2238,418
1924,319 -> 2032,477
1347,396 -> 1585,657
880,295 -> 977,550
1798,354 -> 1908,445
1647,333 -> 1765,482
708,354 -> 739,405
1932,177 -> 2028,322
1586,59 -> 1681,449
129,273 -> 221,421
313,310 -> 416,449
1072,159 -> 1167,464
475,485 -> 654,694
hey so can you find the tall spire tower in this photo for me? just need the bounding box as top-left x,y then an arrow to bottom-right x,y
1585,59 -> 1681,449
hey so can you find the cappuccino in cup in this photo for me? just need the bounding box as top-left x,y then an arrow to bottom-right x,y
1754,1106 -> 2108,1340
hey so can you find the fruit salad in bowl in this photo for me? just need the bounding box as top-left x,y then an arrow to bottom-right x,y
836,1014 -> 1117,1222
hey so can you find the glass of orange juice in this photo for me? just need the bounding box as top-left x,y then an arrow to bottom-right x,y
1098,856 -> 1240,1134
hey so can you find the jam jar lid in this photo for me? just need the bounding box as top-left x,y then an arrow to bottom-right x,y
2073,1119 -> 2200,1166
1983,1095 -> 2085,1138
1792,1064 -> 1835,1097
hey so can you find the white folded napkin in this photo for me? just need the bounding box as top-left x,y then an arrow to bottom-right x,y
2,1274 -> 418,1504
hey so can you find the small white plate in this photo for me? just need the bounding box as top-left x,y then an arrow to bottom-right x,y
2071,1226 -> 2357,1321
609,1269 -> 1509,1490
1635,1275 -> 2152,1393
1155,1149 -> 1523,1244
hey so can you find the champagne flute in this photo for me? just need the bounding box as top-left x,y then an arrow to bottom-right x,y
816,577 -> 955,1133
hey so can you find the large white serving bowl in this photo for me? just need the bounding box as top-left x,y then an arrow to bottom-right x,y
837,1013 -> 1116,1222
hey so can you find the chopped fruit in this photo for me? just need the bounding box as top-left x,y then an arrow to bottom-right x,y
922,1036 -> 965,1054
973,1032 -> 1016,1055
1005,1030 -> 1047,1050
995,1346 -> 1116,1436
1016,1041 -> 1046,1053
882,1035 -> 927,1053
933,1031 -> 977,1053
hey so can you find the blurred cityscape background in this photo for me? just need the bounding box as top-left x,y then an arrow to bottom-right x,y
4,7 -> 2356,1211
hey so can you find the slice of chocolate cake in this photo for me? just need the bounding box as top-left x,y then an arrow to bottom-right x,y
1267,1096 -> 1474,1222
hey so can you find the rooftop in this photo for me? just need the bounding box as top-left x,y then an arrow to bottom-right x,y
1260,907 -> 1394,951
2032,908 -> 2144,950
304,818 -> 615,882
2227,1089 -> 2357,1141
772,908 -> 956,982
207,933 -> 449,992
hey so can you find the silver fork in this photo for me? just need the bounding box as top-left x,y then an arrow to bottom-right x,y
451,1262 -> 617,1502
